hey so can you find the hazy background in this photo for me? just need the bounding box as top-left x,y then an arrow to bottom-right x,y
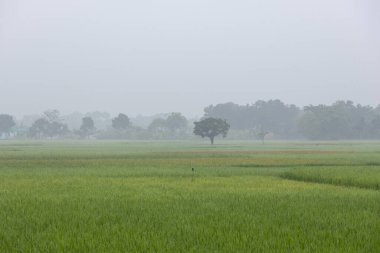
1,0 -> 379,118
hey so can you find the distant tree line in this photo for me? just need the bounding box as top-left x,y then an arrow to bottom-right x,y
204,100 -> 300,138
0,100 -> 379,141
203,100 -> 380,140
298,101 -> 380,140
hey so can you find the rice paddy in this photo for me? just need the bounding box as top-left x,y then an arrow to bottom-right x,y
0,141 -> 379,252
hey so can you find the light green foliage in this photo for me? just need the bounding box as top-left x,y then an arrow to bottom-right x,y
282,166 -> 380,190
0,141 -> 379,252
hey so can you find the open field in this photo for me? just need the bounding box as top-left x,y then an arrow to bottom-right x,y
0,141 -> 379,252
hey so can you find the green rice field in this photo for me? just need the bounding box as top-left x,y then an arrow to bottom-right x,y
0,141 -> 379,252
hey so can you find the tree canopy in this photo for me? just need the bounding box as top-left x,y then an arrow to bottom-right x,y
165,113 -> 188,133
204,100 -> 299,138
0,114 -> 16,136
298,101 -> 380,140
2,100 -> 380,140
28,110 -> 68,138
80,117 -> 95,138
193,117 -> 230,144
112,113 -> 131,130
148,113 -> 188,138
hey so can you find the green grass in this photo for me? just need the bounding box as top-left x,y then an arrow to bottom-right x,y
281,166 -> 380,190
0,140 -> 379,252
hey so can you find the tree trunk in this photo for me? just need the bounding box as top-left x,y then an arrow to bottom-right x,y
210,136 -> 214,145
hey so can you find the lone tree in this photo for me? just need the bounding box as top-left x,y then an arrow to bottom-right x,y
80,117 -> 95,138
112,113 -> 130,130
193,117 -> 230,144
0,114 -> 16,137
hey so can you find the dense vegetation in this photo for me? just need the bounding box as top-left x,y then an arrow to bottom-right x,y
205,100 -> 380,139
1,100 -> 380,140
0,141 -> 379,252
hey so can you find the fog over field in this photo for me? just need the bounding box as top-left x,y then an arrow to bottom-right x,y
1,0 -> 379,118
1,2 -> 380,252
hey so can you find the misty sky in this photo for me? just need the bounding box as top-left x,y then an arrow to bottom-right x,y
1,0 -> 379,117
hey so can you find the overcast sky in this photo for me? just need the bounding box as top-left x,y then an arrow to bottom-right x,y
1,0 -> 379,117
